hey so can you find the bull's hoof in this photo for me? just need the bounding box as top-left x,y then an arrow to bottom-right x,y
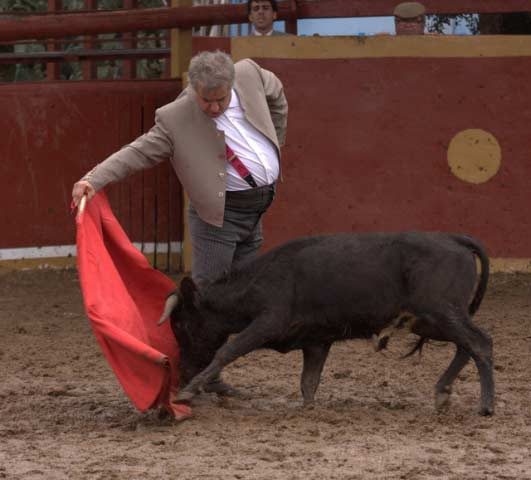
435,391 -> 451,411
479,405 -> 494,416
176,389 -> 196,402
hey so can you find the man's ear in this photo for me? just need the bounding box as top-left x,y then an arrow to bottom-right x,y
180,276 -> 200,309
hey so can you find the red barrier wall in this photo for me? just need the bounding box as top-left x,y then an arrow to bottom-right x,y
259,56 -> 531,258
2,36 -> 531,271
0,80 -> 181,250
230,36 -> 531,268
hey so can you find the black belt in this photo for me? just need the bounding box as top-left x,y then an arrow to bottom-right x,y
225,183 -> 276,213
226,183 -> 275,199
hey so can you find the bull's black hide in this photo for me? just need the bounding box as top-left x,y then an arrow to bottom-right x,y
160,232 -> 494,416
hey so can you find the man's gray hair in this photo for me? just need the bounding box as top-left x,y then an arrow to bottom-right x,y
188,50 -> 235,91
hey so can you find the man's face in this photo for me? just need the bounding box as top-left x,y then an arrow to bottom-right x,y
194,83 -> 231,119
249,1 -> 277,34
395,16 -> 425,35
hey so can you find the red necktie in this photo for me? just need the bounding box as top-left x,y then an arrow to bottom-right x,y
225,144 -> 258,188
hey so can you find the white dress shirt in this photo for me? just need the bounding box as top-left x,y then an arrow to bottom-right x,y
214,89 -> 279,191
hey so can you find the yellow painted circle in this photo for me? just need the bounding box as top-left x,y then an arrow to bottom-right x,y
447,129 -> 501,184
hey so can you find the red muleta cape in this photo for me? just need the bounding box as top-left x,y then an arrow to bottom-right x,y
75,192 -> 191,419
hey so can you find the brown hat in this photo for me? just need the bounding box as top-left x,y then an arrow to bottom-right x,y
393,2 -> 426,19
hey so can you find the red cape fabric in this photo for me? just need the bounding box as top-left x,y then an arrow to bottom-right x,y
75,192 -> 191,419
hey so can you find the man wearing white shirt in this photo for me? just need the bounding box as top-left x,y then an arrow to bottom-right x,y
72,51 -> 287,397
73,51 -> 287,290
248,0 -> 288,36
213,90 -> 279,191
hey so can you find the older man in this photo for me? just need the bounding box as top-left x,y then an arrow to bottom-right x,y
73,50 -> 287,284
72,50 -> 287,396
393,2 -> 427,35
247,0 -> 288,36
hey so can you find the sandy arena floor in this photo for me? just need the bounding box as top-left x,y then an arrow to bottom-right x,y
0,268 -> 530,480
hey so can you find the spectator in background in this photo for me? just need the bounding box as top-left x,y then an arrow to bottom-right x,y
393,2 -> 427,35
247,0 -> 288,36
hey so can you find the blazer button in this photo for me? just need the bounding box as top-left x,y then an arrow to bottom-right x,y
218,192 -> 224,198
219,172 -> 225,177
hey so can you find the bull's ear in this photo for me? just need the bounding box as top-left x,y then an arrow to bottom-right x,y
180,276 -> 200,309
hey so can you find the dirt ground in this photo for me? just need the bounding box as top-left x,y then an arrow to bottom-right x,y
0,268 -> 530,480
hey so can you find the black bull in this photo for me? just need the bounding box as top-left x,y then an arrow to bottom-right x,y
159,232 -> 494,416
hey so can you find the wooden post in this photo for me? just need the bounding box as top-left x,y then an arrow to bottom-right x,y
82,0 -> 98,80
170,0 -> 193,79
171,0 -> 193,274
46,0 -> 62,80
285,0 -> 298,35
285,19 -> 298,35
122,0 -> 138,79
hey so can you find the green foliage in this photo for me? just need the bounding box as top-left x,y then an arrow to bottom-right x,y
0,0 -> 47,12
0,0 -> 168,82
428,12 -> 531,35
427,14 -> 479,34
0,0 -> 47,81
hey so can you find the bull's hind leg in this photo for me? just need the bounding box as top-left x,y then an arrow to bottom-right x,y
425,313 -> 494,416
465,322 -> 495,416
435,346 -> 470,411
300,344 -> 331,405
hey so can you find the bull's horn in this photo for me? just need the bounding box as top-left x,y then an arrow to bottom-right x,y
157,294 -> 179,326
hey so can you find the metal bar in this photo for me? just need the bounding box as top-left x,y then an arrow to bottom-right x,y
0,8 -> 128,15
0,48 -> 170,64
0,33 -> 169,48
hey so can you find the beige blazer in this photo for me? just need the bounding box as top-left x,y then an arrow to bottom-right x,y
83,59 -> 288,227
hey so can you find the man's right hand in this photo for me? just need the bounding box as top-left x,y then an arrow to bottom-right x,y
72,180 -> 96,207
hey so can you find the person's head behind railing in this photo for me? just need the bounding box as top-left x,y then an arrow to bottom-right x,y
247,0 -> 279,36
393,2 -> 426,35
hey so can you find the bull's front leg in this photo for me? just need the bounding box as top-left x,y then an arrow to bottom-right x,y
177,320 -> 273,402
301,343 -> 331,405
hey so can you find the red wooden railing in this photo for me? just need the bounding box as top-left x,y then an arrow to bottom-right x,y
0,0 -> 529,81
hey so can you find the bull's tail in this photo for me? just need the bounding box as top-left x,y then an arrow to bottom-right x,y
451,234 -> 490,315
